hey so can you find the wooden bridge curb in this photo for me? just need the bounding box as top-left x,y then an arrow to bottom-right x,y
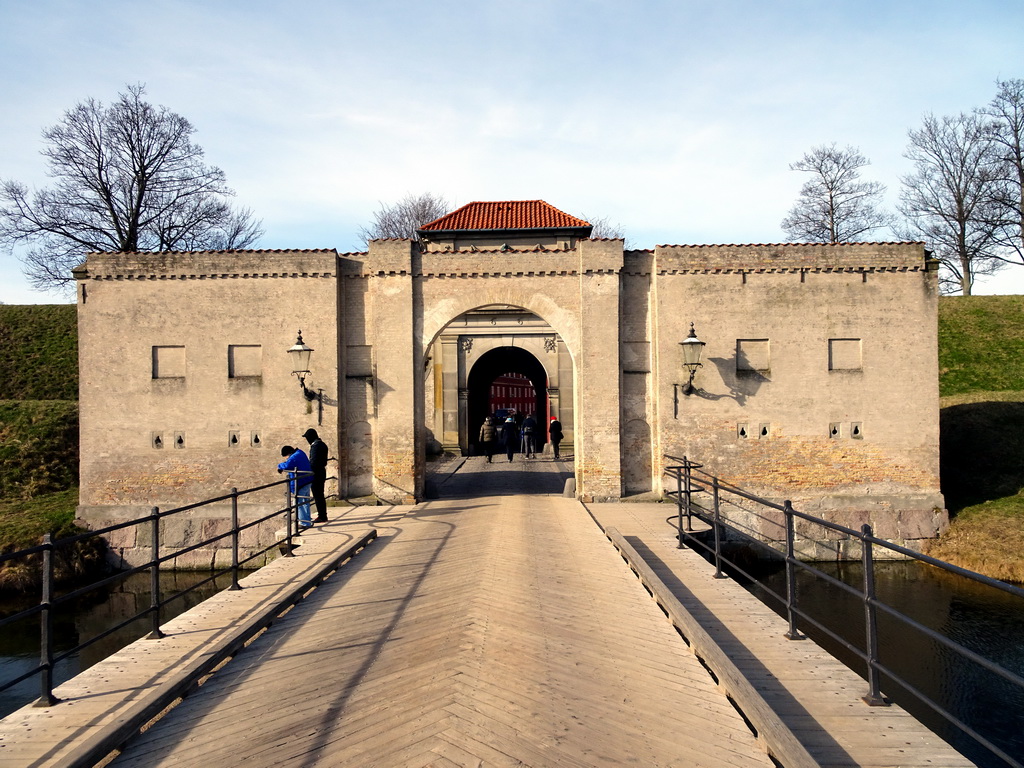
0,526 -> 378,768
606,527 -> 821,768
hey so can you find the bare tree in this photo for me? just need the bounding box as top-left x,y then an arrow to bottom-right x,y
899,112 -> 1004,295
359,193 -> 452,247
781,144 -> 891,243
580,213 -> 634,248
0,84 -> 262,291
984,78 -> 1024,263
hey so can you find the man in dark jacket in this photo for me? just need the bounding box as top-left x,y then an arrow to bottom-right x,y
504,414 -> 517,462
303,428 -> 329,522
549,417 -> 563,460
522,413 -> 537,458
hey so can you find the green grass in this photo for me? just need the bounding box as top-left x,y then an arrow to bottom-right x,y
925,493 -> 1024,583
938,295 -> 1024,397
0,487 -> 105,591
0,400 -> 79,499
0,304 -> 78,401
935,294 -> 1024,581
0,488 -> 79,551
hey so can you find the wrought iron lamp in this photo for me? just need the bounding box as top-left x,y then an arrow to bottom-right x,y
287,330 -> 316,401
679,322 -> 706,395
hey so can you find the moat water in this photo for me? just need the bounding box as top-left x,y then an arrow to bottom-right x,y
0,570 -> 233,719
739,558 -> 1024,768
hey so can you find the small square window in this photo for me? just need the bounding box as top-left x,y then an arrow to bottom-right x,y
152,346 -> 185,378
829,338 -> 862,371
737,339 -> 770,373
228,345 -> 262,378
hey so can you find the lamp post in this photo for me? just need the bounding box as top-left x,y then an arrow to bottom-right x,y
287,331 -> 316,401
679,322 -> 706,395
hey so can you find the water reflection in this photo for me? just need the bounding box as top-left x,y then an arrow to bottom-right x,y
741,558 -> 1024,768
0,570 -> 236,718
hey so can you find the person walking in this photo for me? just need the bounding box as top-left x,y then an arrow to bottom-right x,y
479,415 -> 497,463
549,417 -> 563,460
277,445 -> 313,528
522,413 -> 537,458
302,428 -> 329,523
504,414 -> 517,462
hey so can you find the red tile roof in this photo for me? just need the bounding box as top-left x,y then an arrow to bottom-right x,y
419,200 -> 591,232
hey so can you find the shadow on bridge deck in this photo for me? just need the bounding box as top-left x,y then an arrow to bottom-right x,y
426,453 -> 574,498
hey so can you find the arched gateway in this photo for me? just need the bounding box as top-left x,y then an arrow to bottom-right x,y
74,199 -> 948,566
429,305 -> 573,458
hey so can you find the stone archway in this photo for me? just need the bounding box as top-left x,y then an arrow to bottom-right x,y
424,304 -> 574,458
467,346 -> 549,455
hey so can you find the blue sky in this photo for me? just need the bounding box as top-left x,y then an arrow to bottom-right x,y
2,0 -> 1023,303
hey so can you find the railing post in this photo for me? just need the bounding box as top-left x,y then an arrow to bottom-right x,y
147,506 -> 164,639
683,456 -> 693,533
675,467 -> 684,549
712,477 -> 725,579
230,488 -> 241,591
284,483 -> 295,557
783,501 -> 805,640
861,524 -> 888,706
34,533 -> 58,706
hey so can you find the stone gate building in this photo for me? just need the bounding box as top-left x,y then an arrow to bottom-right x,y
74,200 -> 945,565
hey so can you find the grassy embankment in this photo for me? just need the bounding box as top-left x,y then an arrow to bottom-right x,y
932,295 -> 1024,582
1,298 -> 1024,581
0,305 -> 82,576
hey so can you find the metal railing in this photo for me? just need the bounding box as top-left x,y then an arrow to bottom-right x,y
665,455 -> 1024,768
0,472 -> 313,709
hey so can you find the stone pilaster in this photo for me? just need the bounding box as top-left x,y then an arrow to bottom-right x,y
366,239 -> 420,503
576,239 -> 625,500
441,336 -> 459,450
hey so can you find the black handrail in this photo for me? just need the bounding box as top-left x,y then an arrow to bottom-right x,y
0,471 -> 318,709
664,456 -> 1024,768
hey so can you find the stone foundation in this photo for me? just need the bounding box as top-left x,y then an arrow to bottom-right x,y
78,503 -> 285,570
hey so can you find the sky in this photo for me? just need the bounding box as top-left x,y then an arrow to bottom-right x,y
1,0 -> 1023,304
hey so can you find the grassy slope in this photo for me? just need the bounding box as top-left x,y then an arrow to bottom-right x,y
932,296 -> 1024,581
0,400 -> 79,499
0,488 -> 81,550
0,304 -> 78,400
0,305 -> 80,551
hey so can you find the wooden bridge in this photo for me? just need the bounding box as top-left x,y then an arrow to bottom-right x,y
0,458 -> 973,767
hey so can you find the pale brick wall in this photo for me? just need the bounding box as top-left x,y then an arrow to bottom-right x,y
650,243 -> 943,547
77,250 -> 339,564
76,238 -> 945,564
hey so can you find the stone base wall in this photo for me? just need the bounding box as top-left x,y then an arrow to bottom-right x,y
688,495 -> 947,562
78,503 -> 286,570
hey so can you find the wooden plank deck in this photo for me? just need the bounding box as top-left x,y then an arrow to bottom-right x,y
585,501 -> 976,768
102,483 -> 776,767
0,508 -> 385,768
0,457 -> 976,767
